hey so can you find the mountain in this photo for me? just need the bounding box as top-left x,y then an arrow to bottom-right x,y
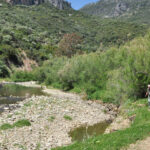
80,0 -> 150,24
4,0 -> 71,9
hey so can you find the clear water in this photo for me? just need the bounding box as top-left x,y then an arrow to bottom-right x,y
0,83 -> 47,105
69,121 -> 110,142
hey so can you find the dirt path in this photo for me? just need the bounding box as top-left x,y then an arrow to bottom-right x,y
0,82 -> 116,150
127,137 -> 150,150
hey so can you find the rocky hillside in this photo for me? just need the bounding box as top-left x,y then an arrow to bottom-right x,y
5,0 -> 71,9
80,0 -> 150,24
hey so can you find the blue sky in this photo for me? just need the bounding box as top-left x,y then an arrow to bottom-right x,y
67,0 -> 98,10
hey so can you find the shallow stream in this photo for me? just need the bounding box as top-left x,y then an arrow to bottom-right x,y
69,121 -> 110,142
0,83 -> 111,142
0,83 -> 46,105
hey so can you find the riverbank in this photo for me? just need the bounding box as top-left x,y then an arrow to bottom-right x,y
0,81 -> 42,88
0,82 -> 116,149
53,99 -> 150,150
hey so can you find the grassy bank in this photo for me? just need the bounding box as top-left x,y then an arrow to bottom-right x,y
53,98 -> 150,150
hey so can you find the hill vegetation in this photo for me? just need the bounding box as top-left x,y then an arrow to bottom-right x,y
80,0 -> 150,24
0,0 -> 148,77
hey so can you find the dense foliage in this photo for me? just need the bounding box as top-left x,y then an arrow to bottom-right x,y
0,60 -> 10,77
11,70 -> 35,82
33,31 -> 150,104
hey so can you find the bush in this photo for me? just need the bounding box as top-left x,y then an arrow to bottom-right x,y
0,45 -> 22,66
105,33 -> 150,103
58,53 -> 106,91
34,57 -> 68,85
11,70 -> 35,82
0,60 -> 10,77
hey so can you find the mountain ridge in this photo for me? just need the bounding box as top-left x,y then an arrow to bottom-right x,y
80,0 -> 150,24
4,0 -> 71,9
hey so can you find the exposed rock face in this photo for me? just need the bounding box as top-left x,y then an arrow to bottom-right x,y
46,0 -> 71,10
6,0 -> 43,6
113,2 -> 129,17
5,0 -> 71,9
80,0 -> 150,19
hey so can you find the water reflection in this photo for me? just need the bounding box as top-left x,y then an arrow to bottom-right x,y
0,83 -> 46,104
69,121 -> 110,142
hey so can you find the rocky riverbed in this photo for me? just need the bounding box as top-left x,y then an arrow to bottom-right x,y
0,82 -> 116,150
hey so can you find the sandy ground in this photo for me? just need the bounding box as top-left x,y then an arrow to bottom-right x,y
126,137 -> 150,150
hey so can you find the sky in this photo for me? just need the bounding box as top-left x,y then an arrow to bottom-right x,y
67,0 -> 99,10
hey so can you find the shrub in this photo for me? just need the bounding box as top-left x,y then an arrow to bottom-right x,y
11,70 -> 35,82
0,60 -> 10,77
58,53 -> 107,94
105,33 -> 150,103
0,45 -> 22,66
34,56 -> 68,85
